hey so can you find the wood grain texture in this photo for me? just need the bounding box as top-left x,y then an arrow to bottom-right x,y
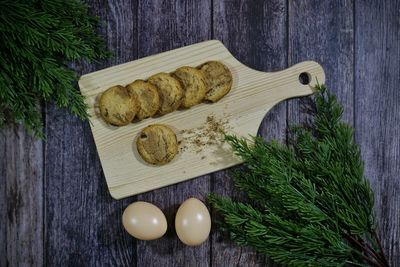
212,1 -> 287,266
0,131 -> 6,267
1,125 -> 44,267
355,0 -> 400,265
288,0 -> 354,124
135,1 -> 212,266
44,1 -> 137,266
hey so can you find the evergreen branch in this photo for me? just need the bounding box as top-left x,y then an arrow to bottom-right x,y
208,85 -> 390,266
0,0 -> 109,137
371,230 -> 390,267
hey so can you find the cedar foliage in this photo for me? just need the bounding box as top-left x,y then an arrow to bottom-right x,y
208,85 -> 389,267
0,0 -> 109,137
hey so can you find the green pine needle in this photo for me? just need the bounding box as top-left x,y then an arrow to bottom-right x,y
208,85 -> 389,267
0,0 -> 110,137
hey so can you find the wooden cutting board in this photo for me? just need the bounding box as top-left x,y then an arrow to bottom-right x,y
79,40 -> 325,199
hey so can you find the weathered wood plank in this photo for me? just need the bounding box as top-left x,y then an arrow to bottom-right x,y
0,130 -> 6,267
45,1 -> 138,266
135,1 -> 212,266
288,0 -> 354,124
355,0 -> 400,265
1,125 -> 44,267
212,1 -> 287,266
2,1 -> 397,267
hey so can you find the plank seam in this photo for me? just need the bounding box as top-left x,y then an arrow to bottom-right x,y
353,0 -> 357,132
210,5 -> 214,266
133,0 -> 140,265
211,0 -> 214,40
285,0 -> 290,145
4,130 -> 7,267
42,102 -> 47,267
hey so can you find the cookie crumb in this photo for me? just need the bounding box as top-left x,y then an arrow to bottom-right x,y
178,114 -> 231,153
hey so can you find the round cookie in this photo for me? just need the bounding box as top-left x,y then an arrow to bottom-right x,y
136,124 -> 178,165
198,61 -> 233,102
172,66 -> 207,109
99,85 -> 137,126
126,80 -> 160,120
148,73 -> 184,115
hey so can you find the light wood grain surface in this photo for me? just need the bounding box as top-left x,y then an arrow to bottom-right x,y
79,41 -> 325,199
0,0 -> 399,266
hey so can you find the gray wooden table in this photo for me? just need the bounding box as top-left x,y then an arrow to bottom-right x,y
1,0 -> 399,266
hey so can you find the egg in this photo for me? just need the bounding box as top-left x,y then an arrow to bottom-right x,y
122,201 -> 167,240
175,198 -> 211,246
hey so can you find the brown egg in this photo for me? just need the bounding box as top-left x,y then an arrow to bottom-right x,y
175,198 -> 211,246
122,201 -> 167,240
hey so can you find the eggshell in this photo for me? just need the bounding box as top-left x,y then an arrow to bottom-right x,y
175,198 -> 211,246
122,201 -> 167,240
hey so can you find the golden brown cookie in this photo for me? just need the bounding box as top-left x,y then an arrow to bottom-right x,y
99,85 -> 137,126
148,73 -> 184,115
198,61 -> 233,102
172,66 -> 207,109
126,80 -> 160,120
136,124 -> 178,165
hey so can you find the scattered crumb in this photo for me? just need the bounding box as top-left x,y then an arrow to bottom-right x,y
178,113 -> 231,154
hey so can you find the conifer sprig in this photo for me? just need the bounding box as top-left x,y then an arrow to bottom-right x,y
0,0 -> 109,137
208,85 -> 389,266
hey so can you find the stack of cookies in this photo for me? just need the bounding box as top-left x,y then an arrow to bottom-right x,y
98,61 -> 233,126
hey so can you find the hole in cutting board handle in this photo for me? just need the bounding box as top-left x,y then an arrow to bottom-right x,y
299,72 -> 311,85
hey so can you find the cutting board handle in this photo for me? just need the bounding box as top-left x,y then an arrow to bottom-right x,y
257,60 -> 326,99
287,60 -> 325,90
230,59 -> 326,106
227,60 -> 326,136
